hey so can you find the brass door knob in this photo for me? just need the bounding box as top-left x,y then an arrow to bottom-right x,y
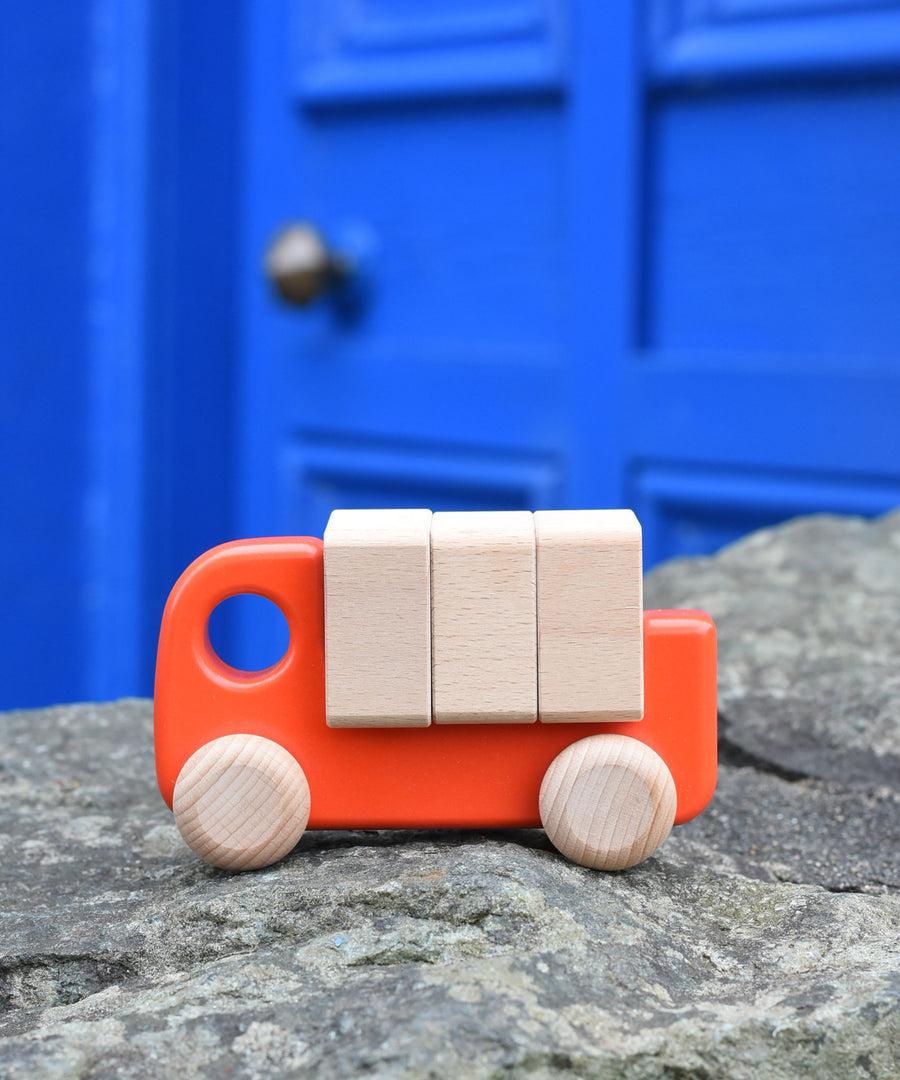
264,223 -> 351,306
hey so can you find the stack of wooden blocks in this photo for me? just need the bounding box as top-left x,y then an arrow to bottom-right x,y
324,509 -> 644,729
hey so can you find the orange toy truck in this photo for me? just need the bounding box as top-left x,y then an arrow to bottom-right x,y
154,510 -> 717,872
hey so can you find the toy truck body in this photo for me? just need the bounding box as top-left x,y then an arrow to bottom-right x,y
155,515 -> 717,872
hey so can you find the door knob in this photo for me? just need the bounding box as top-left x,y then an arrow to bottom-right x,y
264,223 -> 351,306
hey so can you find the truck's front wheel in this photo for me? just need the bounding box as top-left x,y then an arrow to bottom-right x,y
173,733 -> 310,870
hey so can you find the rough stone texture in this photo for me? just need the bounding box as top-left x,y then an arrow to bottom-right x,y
1,511 -> 899,1078
646,511 -> 900,788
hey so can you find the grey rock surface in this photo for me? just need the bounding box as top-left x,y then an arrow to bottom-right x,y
645,511 -> 900,787
2,512 -> 899,1078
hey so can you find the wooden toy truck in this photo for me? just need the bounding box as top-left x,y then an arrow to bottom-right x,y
154,510 -> 717,872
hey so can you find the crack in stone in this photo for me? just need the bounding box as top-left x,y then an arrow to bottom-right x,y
771,874 -> 888,896
717,714 -> 810,783
0,954 -> 133,1014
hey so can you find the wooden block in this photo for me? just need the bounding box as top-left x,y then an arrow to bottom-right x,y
535,509 -> 643,722
173,734 -> 311,871
431,511 -> 537,724
324,508 -> 432,727
539,734 -> 676,870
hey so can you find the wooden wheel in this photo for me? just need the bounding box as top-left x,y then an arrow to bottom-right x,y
173,734 -> 310,870
539,734 -> 677,871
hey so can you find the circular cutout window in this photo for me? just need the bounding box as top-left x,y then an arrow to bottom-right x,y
207,593 -> 290,673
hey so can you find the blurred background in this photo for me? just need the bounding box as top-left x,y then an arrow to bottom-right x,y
2,0 -> 900,709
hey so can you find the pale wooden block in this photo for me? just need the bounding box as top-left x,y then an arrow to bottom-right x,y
539,734 -> 676,870
431,511 -> 537,724
173,734 -> 311,871
324,508 -> 432,727
535,509 -> 643,722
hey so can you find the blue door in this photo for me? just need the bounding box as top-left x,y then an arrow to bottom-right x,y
4,1 -> 899,704
235,0 -> 900,663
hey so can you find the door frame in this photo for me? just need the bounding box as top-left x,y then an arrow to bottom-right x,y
86,0 -> 242,699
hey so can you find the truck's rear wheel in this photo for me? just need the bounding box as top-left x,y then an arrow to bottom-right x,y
173,733 -> 310,870
539,734 -> 677,870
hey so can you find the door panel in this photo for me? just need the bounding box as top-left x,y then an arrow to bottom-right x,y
647,85 -> 900,356
294,103 -> 565,347
284,436 -> 562,524
295,0 -> 567,105
635,462 -> 900,562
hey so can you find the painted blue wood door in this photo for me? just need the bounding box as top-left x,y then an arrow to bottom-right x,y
6,0 -> 899,704
237,0 -> 900,664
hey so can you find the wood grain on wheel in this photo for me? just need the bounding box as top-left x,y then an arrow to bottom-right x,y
539,734 -> 676,870
173,734 -> 310,870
